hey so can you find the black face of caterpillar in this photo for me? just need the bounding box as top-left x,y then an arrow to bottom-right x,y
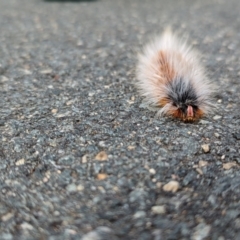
167,77 -> 200,121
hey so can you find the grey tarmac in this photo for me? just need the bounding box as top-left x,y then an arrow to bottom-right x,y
0,0 -> 240,239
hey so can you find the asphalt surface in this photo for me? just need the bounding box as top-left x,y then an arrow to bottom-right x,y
1,0 -> 240,239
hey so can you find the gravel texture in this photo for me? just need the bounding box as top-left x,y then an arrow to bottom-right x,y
1,0 -> 240,239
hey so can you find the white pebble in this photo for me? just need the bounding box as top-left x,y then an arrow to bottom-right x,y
201,144 -> 210,153
192,223 -> 211,240
213,115 -> 222,120
149,168 -> 156,175
151,205 -> 166,214
163,181 -> 180,193
15,159 -> 25,166
133,211 -> 146,219
214,133 -> 220,138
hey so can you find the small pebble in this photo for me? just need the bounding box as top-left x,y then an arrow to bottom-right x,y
82,155 -> 88,163
199,120 -> 210,124
20,69 -> 32,75
64,229 -> 77,235
213,115 -> 222,120
192,223 -> 211,240
1,212 -> 14,222
222,162 -> 236,170
149,168 -> 156,175
66,184 -> 77,193
66,100 -> 75,106
77,185 -> 84,191
98,141 -> 106,147
88,91 -> 95,97
133,211 -> 146,219
15,159 -> 25,166
58,155 -> 75,165
40,69 -> 52,74
199,160 -> 208,167
82,227 -> 113,240
163,181 -> 180,193
95,151 -> 108,161
201,144 -> 210,153
56,111 -> 71,118
21,222 -> 34,230
128,145 -> 135,150
81,231 -> 99,240
51,109 -> 58,114
196,168 -> 203,175
97,173 -> 108,180
1,76 -> 9,82
53,211 -> 60,216
214,133 -> 220,138
151,205 -> 166,214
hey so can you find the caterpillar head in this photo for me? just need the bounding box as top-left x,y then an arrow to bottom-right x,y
160,77 -> 204,122
171,102 -> 204,122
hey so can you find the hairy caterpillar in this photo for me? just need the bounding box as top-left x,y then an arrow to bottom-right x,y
136,29 -> 215,122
